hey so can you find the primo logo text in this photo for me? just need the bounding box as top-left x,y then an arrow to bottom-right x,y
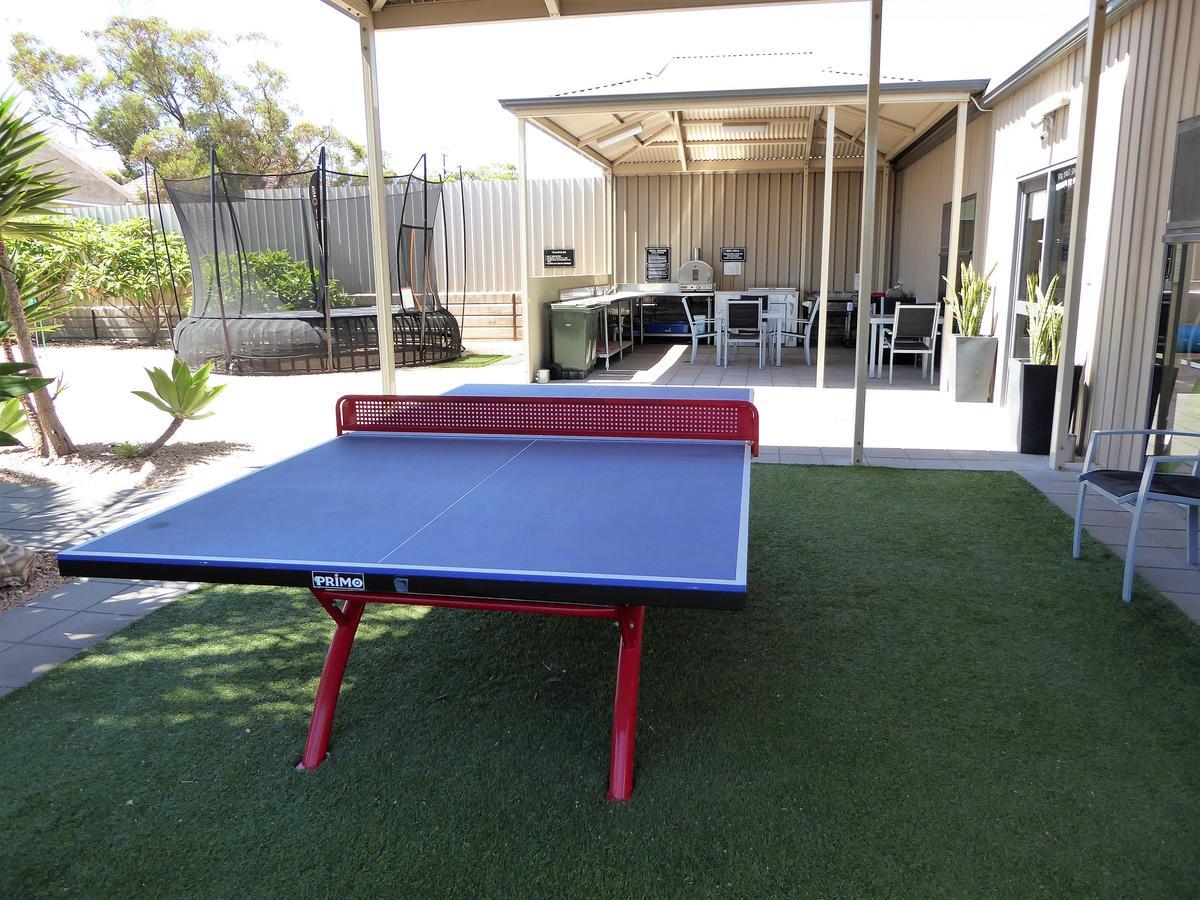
311,571 -> 366,591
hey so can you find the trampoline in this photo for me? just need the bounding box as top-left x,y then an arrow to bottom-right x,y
155,149 -> 463,374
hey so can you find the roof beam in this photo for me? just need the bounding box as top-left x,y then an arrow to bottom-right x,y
371,0 -> 387,10
529,117 -> 614,171
320,0 -> 371,18
646,137 -> 810,148
614,157 -> 880,175
672,111 -> 688,172
575,112 -> 658,147
829,104 -> 916,134
373,0 -> 826,30
680,115 -> 810,128
610,120 -> 675,164
544,0 -> 562,14
886,104 -> 953,160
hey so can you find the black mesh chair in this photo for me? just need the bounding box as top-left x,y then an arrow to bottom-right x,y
1073,428 -> 1200,602
721,298 -> 767,368
880,303 -> 939,384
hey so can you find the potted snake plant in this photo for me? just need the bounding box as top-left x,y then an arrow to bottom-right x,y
1007,273 -> 1083,454
945,261 -> 998,402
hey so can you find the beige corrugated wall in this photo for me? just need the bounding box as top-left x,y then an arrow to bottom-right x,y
614,172 -> 887,293
890,0 -> 1200,464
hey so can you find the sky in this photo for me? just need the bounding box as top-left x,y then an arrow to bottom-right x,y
0,0 -> 1089,181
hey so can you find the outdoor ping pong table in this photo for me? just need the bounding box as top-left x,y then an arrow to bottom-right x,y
58,385 -> 757,802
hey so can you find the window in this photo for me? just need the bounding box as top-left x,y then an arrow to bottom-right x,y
938,195 -> 977,299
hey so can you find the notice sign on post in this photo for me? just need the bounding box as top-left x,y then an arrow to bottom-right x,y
646,246 -> 671,281
543,248 -> 575,268
721,247 -> 745,276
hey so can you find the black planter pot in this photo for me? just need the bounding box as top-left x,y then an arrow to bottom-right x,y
1010,362 -> 1083,455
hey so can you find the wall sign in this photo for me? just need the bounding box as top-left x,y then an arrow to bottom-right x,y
543,248 -> 575,268
720,247 -> 746,263
645,246 -> 671,282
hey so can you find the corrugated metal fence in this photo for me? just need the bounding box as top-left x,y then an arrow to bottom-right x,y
64,177 -> 609,340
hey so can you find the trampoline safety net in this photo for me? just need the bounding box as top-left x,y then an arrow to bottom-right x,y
165,150 -> 461,374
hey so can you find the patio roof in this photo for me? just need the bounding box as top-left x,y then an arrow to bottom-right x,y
499,53 -> 989,174
322,0 -> 853,29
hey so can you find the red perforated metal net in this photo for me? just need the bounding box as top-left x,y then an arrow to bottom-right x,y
335,394 -> 759,456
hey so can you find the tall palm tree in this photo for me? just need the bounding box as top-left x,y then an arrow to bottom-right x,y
0,93 -> 74,457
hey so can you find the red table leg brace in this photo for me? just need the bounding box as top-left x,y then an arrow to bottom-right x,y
300,589 -> 647,802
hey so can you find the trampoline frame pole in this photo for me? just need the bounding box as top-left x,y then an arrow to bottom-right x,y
209,148 -> 235,370
319,148 -> 333,373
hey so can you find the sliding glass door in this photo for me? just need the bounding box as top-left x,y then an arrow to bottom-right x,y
1009,165 -> 1075,360
1149,244 -> 1200,458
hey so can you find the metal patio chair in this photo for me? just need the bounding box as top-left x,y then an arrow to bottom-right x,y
880,303 -> 940,384
682,296 -> 718,365
1073,428 -> 1200,602
720,298 -> 767,368
775,293 -> 821,365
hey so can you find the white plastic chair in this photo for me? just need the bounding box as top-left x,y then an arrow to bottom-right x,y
775,294 -> 821,365
682,297 -> 717,365
1073,428 -> 1200,602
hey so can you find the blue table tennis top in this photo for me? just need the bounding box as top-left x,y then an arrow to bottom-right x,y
60,385 -> 752,609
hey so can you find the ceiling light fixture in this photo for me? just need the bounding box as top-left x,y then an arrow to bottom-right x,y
720,122 -> 770,135
596,124 -> 644,149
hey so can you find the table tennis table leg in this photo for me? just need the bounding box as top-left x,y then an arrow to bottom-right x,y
297,593 -> 367,771
607,604 -> 646,803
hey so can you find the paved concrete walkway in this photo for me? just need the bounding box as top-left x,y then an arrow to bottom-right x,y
0,442 -> 1196,697
0,479 -> 197,697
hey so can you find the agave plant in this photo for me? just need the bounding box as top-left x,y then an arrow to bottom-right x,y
130,358 -> 225,458
1025,273 -> 1063,366
0,361 -> 51,446
943,260 -> 996,337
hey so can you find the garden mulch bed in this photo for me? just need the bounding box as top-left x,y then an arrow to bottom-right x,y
0,441 -> 253,494
0,552 -> 65,614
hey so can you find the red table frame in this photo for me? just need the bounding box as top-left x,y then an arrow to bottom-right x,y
292,393 -> 756,802
301,589 -> 646,802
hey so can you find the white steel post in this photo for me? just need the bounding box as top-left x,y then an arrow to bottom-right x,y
941,100 -> 969,391
816,105 -> 836,389
1050,0 -> 1106,468
359,14 -> 397,393
850,0 -> 882,465
517,117 -> 534,381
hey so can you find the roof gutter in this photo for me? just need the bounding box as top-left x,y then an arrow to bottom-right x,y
893,0 -> 1146,172
981,0 -> 1146,106
499,79 -> 990,116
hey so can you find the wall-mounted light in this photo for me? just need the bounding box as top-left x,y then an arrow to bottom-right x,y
720,122 -> 770,135
596,124 -> 644,149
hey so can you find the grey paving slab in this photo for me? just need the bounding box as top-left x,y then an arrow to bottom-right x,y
28,578 -> 135,612
906,448 -> 954,459
0,641 -> 12,653
866,447 -> 908,458
0,642 -> 79,688
1139,567 -> 1200,595
89,582 -> 197,616
23,611 -> 138,649
0,605 -> 75,643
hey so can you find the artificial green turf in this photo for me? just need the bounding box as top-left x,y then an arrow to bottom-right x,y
433,353 -> 510,368
2,467 -> 1199,897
